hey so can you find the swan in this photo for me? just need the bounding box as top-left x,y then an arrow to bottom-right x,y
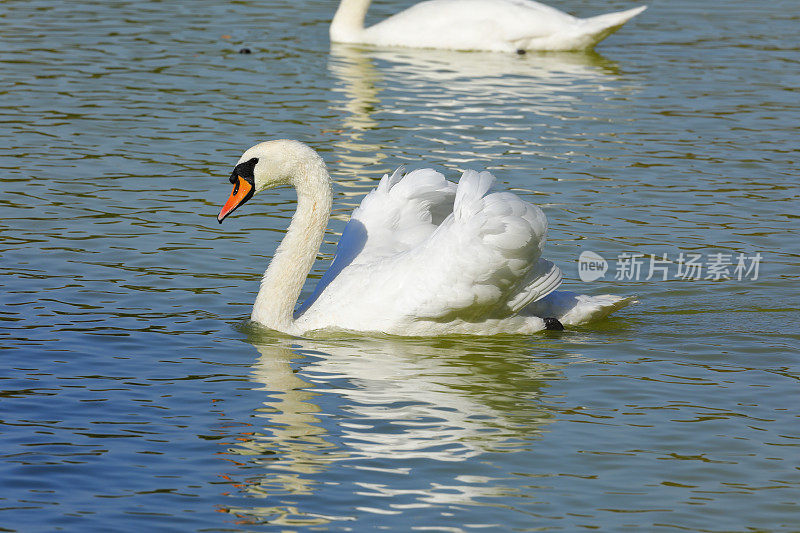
216,140 -> 633,336
330,0 -> 646,52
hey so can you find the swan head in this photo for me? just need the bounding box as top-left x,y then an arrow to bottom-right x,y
217,140 -> 324,223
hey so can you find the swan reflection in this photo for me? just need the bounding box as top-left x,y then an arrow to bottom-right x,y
219,333 -> 564,524
330,43 -> 620,90
326,43 -> 624,188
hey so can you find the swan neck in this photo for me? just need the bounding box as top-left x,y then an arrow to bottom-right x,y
330,0 -> 371,42
251,158 -> 332,333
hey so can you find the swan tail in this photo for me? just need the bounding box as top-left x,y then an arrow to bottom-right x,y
523,290 -> 637,325
574,5 -> 646,49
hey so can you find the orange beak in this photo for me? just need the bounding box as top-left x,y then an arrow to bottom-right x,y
217,176 -> 254,223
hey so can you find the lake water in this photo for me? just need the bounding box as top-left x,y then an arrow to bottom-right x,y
1,0 -> 798,530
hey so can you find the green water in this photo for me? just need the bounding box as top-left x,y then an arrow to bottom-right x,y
1,0 -> 798,530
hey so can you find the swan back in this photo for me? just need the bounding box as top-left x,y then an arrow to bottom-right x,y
296,168 -> 563,334
331,0 -> 646,52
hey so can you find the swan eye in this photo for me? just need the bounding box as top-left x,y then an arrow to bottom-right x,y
231,157 -> 258,185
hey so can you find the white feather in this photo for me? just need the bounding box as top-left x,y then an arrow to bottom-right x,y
330,0 -> 647,52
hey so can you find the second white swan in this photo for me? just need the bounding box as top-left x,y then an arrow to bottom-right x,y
217,140 -> 632,336
330,0 -> 646,52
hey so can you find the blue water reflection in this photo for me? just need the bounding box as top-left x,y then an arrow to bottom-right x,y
219,332 -> 561,526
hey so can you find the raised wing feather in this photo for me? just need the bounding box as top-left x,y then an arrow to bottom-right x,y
349,167 -> 458,263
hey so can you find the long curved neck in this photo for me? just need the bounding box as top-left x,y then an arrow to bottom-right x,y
330,0 -> 371,42
251,158 -> 332,332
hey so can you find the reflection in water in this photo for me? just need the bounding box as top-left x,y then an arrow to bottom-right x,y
328,44 -> 620,120
327,44 -> 621,176
324,44 -> 386,207
324,44 -> 627,230
219,332 -> 563,525
331,43 -> 620,88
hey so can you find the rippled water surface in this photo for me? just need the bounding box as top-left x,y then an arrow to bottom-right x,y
2,0 -> 799,530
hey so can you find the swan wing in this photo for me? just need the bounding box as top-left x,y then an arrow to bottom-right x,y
399,169 -> 561,320
348,166 -> 458,263
295,167 -> 456,317
298,170 -> 562,331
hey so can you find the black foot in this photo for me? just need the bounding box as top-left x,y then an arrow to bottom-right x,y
543,317 -> 564,331
516,49 -> 527,55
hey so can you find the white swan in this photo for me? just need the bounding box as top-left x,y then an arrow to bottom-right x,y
330,0 -> 646,52
217,140 -> 632,336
